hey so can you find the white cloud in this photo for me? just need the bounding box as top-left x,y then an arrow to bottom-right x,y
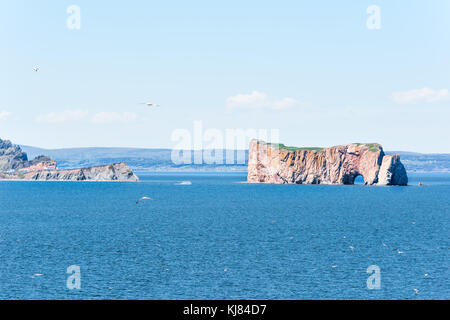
36,109 -> 89,123
91,112 -> 137,124
392,87 -> 449,104
227,91 -> 299,110
273,97 -> 298,110
0,111 -> 11,120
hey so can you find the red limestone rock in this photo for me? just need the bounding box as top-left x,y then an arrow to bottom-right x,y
247,140 -> 407,186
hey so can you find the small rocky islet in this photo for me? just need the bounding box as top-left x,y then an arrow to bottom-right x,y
0,138 -> 138,181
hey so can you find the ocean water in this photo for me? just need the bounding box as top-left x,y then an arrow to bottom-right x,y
0,172 -> 448,300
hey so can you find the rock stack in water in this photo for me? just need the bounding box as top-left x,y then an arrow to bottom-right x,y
247,140 -> 407,186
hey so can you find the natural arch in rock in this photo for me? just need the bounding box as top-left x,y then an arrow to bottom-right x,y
342,173 -> 365,185
353,175 -> 365,185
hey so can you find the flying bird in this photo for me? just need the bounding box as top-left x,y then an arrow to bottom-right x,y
140,102 -> 161,107
136,196 -> 152,204
413,288 -> 419,294
33,66 -> 39,72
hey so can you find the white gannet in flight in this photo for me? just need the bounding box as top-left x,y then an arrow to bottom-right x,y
136,196 -> 152,204
33,66 -> 39,72
140,102 -> 161,107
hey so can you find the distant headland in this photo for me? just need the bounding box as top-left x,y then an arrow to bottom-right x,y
247,139 -> 408,185
0,138 -> 138,182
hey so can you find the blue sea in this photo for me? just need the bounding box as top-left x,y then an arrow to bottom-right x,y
0,172 -> 448,300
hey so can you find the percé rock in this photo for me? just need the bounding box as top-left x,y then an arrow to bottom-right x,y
0,138 -> 139,182
23,162 -> 139,182
247,140 -> 408,186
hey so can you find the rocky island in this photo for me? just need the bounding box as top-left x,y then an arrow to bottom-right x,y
0,138 -> 139,181
247,139 -> 408,185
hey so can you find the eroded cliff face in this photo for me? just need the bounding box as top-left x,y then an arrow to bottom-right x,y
22,162 -> 139,181
247,140 -> 407,186
0,138 -> 139,182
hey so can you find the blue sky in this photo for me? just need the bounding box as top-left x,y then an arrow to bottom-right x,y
0,0 -> 449,152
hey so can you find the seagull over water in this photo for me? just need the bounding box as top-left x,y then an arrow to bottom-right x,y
136,196 -> 152,204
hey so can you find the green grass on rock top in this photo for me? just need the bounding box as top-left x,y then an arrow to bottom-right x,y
257,141 -> 324,151
256,140 -> 382,152
354,143 -> 382,152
